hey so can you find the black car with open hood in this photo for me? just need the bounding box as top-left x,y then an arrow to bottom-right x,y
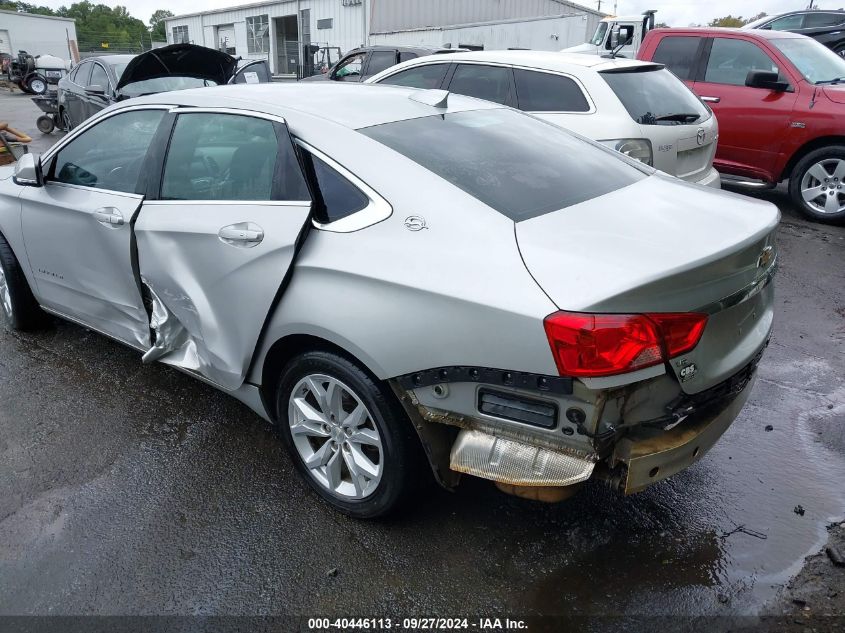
57,44 -> 271,130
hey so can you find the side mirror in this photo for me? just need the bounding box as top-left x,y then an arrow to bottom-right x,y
85,84 -> 106,96
609,24 -> 620,48
13,153 -> 42,187
745,70 -> 789,92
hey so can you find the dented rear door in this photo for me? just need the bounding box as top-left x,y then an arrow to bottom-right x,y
133,108 -> 312,389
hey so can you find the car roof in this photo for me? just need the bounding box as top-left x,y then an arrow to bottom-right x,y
80,54 -> 136,65
412,49 -> 659,73
127,82 -> 502,130
649,26 -> 806,40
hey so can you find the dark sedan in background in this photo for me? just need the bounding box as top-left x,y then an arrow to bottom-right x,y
744,9 -> 845,56
57,44 -> 271,130
301,45 -> 465,82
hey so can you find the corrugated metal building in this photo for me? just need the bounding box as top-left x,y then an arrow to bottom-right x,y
164,0 -> 602,78
0,10 -> 77,61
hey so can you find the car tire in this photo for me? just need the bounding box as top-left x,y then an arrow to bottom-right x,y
0,233 -> 44,331
275,350 -> 424,518
789,145 -> 845,224
60,108 -> 72,132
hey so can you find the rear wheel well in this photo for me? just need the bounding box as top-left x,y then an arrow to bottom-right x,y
260,334 -> 379,422
781,136 -> 845,182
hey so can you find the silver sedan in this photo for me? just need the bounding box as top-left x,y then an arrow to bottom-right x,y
0,83 -> 779,517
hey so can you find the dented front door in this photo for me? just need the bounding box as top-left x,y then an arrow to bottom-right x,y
133,109 -> 312,389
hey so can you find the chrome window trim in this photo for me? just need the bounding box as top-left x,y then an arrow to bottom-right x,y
167,106 -> 287,124
294,139 -> 393,233
44,181 -> 145,199
42,104 -> 173,164
144,200 -> 310,207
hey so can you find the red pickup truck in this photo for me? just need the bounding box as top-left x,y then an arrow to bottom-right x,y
638,27 -> 845,223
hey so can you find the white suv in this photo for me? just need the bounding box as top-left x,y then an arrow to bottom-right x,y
367,50 -> 721,188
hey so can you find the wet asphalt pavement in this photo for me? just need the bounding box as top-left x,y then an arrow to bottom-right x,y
1,89 -> 844,622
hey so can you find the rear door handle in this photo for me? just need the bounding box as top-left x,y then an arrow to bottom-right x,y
701,96 -> 721,103
94,207 -> 124,227
218,222 -> 264,248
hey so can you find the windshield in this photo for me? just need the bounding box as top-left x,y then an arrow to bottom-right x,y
110,63 -> 129,80
601,67 -> 711,125
591,22 -> 609,46
119,76 -> 218,98
360,109 -> 644,222
771,37 -> 845,84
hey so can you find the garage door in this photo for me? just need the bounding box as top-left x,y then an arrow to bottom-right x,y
0,30 -> 11,55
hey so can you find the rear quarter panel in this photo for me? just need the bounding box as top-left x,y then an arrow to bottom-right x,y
248,121 -> 560,383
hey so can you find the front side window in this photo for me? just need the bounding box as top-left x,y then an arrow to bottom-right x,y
513,69 -> 589,112
768,14 -> 804,30
704,38 -> 779,86
651,36 -> 702,80
360,109 -> 644,222
601,67 -> 709,125
89,63 -> 109,91
172,25 -> 189,44
366,51 -> 397,77
246,15 -> 270,53
334,53 -> 365,80
448,64 -> 512,105
300,150 -> 369,224
378,63 -> 449,89
50,109 -> 165,193
160,112 -> 308,201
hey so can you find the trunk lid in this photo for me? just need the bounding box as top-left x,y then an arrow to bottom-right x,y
516,174 -> 779,393
115,44 -> 238,93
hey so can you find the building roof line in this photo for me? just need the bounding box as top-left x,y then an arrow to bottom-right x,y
0,8 -> 76,23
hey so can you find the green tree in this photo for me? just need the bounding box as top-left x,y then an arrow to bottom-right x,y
708,15 -> 746,28
149,9 -> 174,42
55,2 -> 149,53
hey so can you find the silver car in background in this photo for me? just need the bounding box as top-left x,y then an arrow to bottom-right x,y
0,84 -> 777,517
367,50 -> 721,188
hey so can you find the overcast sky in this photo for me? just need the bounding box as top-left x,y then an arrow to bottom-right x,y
32,0 -> 831,29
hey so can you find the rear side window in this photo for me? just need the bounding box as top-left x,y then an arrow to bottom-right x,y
804,12 -> 845,27
651,36 -> 702,80
161,113 -> 308,201
366,51 -> 397,76
361,109 -> 644,222
448,64 -> 512,105
73,62 -> 92,86
301,151 -> 369,224
704,38 -> 779,86
513,69 -> 589,112
378,63 -> 449,89
601,68 -> 709,125
398,51 -> 418,63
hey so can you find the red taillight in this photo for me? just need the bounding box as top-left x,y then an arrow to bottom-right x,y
543,311 -> 708,378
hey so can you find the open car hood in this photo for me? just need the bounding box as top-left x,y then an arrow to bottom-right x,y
115,44 -> 237,91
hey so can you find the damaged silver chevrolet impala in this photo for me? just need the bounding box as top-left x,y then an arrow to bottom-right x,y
0,84 -> 779,517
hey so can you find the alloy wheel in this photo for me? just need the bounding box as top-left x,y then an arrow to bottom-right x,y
800,158 -> 845,215
0,259 -> 13,323
288,374 -> 383,500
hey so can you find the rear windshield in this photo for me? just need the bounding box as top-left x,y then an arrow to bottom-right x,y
360,109 -> 645,221
601,67 -> 710,126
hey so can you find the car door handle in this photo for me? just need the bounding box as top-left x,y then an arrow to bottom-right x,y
93,207 -> 124,227
218,222 -> 264,247
701,96 -> 721,103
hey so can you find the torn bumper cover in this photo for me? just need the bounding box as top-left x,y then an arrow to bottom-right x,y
450,429 -> 595,486
608,373 -> 757,494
